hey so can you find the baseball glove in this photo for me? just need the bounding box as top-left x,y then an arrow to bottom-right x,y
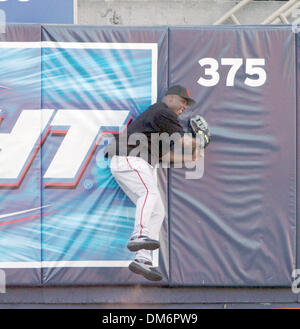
189,115 -> 211,148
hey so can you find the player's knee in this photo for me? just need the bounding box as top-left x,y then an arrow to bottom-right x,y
159,203 -> 166,219
151,193 -> 165,218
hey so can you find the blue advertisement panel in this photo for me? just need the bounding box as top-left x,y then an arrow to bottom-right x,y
0,24 -> 42,285
41,26 -> 169,285
0,0 -> 75,24
168,26 -> 296,286
0,24 -> 168,286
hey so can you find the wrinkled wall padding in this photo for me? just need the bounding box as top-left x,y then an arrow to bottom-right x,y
0,24 -> 42,285
0,24 -> 298,288
0,24 -> 169,286
40,25 -> 169,286
169,26 -> 296,286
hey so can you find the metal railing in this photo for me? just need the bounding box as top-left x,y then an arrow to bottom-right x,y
213,0 -> 300,25
261,0 -> 300,24
213,0 -> 253,25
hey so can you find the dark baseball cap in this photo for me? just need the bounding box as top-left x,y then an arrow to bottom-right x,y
165,85 -> 196,106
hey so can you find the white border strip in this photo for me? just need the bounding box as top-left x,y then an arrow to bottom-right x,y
0,42 -> 41,48
0,259 -> 159,268
151,43 -> 158,104
0,41 -> 159,268
0,261 -> 132,268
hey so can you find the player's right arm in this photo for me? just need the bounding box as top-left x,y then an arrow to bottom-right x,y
161,136 -> 202,164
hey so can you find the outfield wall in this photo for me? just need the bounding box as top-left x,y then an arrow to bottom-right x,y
0,24 -> 297,288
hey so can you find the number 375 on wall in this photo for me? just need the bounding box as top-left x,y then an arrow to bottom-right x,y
198,58 -> 266,87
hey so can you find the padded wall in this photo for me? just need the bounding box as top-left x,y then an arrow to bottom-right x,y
0,24 -> 42,285
0,24 -> 298,287
168,26 -> 296,286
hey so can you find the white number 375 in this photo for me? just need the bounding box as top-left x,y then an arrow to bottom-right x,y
197,58 -> 266,87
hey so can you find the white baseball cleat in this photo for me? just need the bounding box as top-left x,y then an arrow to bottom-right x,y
129,259 -> 163,281
127,235 -> 160,252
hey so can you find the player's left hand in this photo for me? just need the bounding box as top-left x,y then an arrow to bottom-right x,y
188,115 -> 211,148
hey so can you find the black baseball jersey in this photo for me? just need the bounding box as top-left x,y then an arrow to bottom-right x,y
104,102 -> 185,165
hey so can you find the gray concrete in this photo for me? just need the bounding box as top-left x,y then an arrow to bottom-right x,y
77,0 -> 291,26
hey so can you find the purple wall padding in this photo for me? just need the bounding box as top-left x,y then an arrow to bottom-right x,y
168,26 -> 296,286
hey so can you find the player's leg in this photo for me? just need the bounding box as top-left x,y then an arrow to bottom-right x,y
147,192 -> 165,241
110,156 -> 164,281
131,195 -> 165,281
129,175 -> 165,282
110,155 -> 161,250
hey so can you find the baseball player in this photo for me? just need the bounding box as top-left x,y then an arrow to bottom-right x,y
104,85 -> 210,281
